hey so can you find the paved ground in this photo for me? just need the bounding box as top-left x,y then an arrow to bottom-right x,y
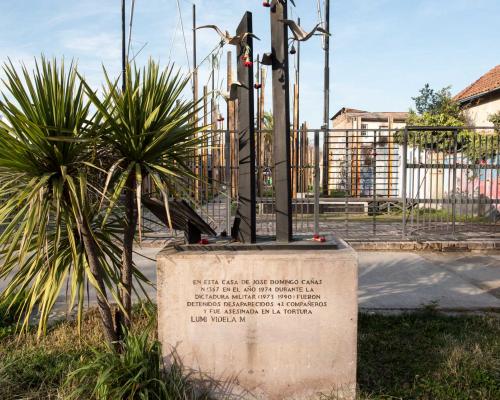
1,248 -> 499,314
358,251 -> 500,311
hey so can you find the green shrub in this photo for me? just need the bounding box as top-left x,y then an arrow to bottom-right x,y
65,324 -> 210,400
66,326 -> 164,399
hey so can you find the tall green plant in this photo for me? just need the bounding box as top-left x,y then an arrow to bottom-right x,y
66,326 -> 168,400
0,58 -> 143,343
81,60 -> 204,329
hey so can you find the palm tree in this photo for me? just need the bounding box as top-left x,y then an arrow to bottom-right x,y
0,58 -> 134,343
0,58 -> 200,343
82,60 -> 204,329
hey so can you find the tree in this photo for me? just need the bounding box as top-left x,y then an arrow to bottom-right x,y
401,84 -> 499,160
395,84 -> 466,153
0,58 -> 202,345
82,60 -> 203,330
412,84 -> 455,115
0,58 -> 131,343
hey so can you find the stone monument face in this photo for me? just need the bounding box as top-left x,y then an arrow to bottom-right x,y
157,241 -> 358,399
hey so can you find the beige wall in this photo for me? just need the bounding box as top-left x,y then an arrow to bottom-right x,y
463,96 -> 500,127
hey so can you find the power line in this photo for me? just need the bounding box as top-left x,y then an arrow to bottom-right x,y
175,0 -> 192,72
167,15 -> 181,61
127,0 -> 136,60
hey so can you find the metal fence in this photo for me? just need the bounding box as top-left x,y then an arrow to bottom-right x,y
144,126 -> 499,241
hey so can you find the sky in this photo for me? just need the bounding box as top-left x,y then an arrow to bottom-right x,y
0,0 -> 499,127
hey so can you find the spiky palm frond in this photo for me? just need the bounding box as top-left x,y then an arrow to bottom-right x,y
0,58 -> 147,338
81,60 -> 206,231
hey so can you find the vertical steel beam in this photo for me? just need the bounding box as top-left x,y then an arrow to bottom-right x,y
258,66 -> 267,198
314,130 -> 320,235
322,0 -> 331,195
235,12 -> 256,243
270,2 -> 292,242
256,56 -> 262,198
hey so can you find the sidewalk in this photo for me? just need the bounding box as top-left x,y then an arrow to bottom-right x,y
358,251 -> 500,311
135,247 -> 500,312
2,247 -> 499,315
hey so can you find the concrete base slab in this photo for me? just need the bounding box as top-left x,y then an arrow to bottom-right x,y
157,239 -> 358,400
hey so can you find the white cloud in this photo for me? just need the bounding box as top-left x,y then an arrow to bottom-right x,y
60,32 -> 121,60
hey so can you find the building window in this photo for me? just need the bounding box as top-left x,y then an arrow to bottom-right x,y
361,123 -> 368,136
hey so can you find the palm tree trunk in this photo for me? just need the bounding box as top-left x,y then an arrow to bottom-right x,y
121,174 -> 138,329
80,217 -> 119,346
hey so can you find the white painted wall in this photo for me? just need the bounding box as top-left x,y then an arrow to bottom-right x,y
464,97 -> 500,127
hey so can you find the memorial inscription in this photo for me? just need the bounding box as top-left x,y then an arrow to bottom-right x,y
158,245 -> 358,400
187,278 -> 326,323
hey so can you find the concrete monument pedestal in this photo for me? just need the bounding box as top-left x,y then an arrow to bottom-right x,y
157,238 -> 358,400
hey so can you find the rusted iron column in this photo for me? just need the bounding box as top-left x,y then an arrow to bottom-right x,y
270,1 -> 292,242
235,11 -> 256,243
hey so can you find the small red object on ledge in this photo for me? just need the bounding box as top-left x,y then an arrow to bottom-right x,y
313,235 -> 326,242
198,239 -> 209,245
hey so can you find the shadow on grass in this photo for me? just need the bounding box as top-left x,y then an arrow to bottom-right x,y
357,311 -> 500,400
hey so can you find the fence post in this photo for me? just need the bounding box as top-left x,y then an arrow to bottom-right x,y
452,129 -> 458,236
372,130 -> 377,235
314,130 -> 320,235
401,128 -> 408,238
345,130 -> 350,234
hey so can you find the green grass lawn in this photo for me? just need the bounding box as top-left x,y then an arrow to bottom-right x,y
0,308 -> 498,399
357,312 -> 499,400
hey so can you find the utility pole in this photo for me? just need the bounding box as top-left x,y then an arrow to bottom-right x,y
322,0 -> 330,195
192,4 -> 200,201
192,4 -> 198,117
121,0 -> 126,92
193,4 -> 198,111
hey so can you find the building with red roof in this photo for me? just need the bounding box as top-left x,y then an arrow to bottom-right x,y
454,65 -> 500,127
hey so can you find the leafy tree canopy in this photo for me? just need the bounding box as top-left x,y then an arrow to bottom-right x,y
397,84 -> 498,160
412,84 -> 455,115
408,83 -> 464,127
